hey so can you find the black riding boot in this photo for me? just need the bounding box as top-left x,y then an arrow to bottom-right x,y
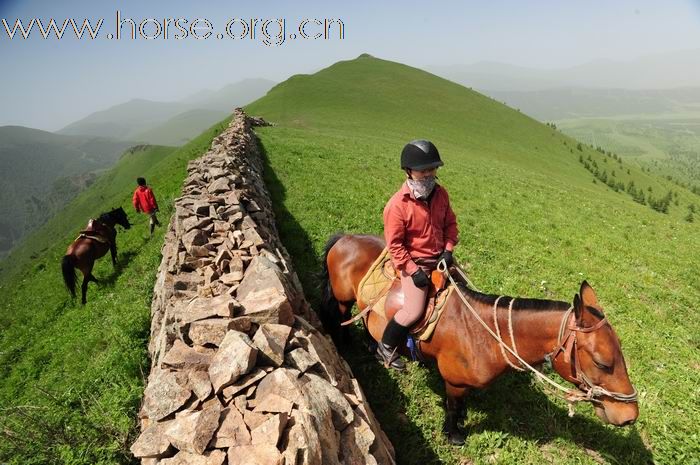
150,223 -> 155,235
376,317 -> 409,370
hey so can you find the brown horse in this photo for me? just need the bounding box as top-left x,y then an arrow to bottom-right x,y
61,207 -> 131,304
320,233 -> 639,444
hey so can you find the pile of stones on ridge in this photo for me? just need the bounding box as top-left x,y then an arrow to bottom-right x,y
131,109 -> 396,465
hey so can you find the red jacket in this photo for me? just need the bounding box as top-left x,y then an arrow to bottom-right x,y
132,185 -> 158,213
383,182 -> 459,275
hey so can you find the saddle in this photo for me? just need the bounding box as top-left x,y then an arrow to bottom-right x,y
356,248 -> 453,341
77,219 -> 112,245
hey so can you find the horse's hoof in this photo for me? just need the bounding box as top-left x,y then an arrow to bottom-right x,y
443,422 -> 466,446
445,429 -> 466,446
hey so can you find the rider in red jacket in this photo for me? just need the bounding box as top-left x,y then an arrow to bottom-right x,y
379,140 -> 459,370
132,177 -> 160,235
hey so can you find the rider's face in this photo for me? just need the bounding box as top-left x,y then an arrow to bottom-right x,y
408,167 -> 437,180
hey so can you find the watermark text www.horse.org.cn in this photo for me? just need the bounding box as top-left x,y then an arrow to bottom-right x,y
0,11 -> 345,46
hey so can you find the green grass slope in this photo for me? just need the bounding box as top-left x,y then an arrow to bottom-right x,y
0,119 -> 231,464
246,55 -> 699,464
556,114 -> 700,193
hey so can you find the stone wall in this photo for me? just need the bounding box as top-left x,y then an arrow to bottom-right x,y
131,109 -> 395,465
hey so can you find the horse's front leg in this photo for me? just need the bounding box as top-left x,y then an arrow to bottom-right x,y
81,274 -> 89,305
109,243 -> 117,267
444,381 -> 469,445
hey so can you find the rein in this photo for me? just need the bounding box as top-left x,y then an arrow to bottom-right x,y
438,260 -> 638,412
492,295 -> 526,372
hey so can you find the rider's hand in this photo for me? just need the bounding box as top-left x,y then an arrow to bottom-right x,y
411,269 -> 429,288
439,250 -> 453,268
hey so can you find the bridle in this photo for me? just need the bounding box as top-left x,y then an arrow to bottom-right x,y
549,308 -> 638,404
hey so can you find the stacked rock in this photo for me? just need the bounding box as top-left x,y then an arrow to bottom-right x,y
132,109 -> 395,465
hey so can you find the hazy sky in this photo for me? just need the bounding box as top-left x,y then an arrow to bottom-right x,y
2,0 -> 700,130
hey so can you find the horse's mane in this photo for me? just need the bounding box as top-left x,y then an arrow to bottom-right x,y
455,281 -> 571,312
97,211 -> 113,223
454,281 -> 607,319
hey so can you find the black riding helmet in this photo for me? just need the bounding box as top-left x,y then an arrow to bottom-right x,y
400,139 -> 443,170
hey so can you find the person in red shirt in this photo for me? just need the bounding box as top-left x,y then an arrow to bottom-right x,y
132,177 -> 160,235
379,140 -> 459,370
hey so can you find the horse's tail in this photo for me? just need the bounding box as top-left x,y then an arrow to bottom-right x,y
319,233 -> 346,336
61,255 -> 77,298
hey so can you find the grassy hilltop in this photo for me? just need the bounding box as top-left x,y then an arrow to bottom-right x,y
246,54 -> 699,464
0,54 -> 697,464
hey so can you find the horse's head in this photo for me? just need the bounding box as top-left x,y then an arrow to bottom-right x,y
555,281 -> 639,426
110,207 -> 131,230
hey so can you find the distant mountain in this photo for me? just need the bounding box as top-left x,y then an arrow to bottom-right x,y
180,78 -> 276,111
130,109 -> 230,146
0,126 -> 132,256
430,61 -> 562,91
57,99 -> 191,140
431,49 -> 700,91
58,79 -> 276,143
483,87 -> 700,120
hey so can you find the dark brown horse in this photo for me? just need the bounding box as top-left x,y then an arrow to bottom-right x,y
320,234 -> 639,444
61,207 -> 131,304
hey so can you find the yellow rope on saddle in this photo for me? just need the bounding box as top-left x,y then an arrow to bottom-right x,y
357,248 -> 396,318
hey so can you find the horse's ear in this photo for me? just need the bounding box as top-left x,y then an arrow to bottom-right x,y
573,293 -> 582,322
580,280 -> 599,308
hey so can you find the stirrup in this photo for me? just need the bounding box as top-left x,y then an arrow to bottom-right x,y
376,343 -> 406,370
